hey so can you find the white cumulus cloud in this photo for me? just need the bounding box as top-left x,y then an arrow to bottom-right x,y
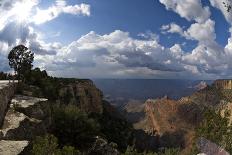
31,3 -> 90,25
159,0 -> 211,23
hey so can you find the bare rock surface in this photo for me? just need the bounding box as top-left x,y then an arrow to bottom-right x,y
0,109 -> 27,137
0,81 -> 17,125
0,140 -> 29,155
0,95 -> 49,154
197,138 -> 230,155
58,80 -> 103,114
11,95 -> 47,108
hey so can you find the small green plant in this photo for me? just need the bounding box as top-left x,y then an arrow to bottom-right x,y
31,134 -> 80,155
31,134 -> 60,155
122,146 -> 180,155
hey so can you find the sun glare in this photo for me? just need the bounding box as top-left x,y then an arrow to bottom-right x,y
13,1 -> 34,23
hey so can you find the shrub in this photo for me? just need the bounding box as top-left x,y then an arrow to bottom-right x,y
31,134 -> 60,155
52,105 -> 100,149
96,111 -> 133,152
31,134 -> 80,155
122,146 -> 180,155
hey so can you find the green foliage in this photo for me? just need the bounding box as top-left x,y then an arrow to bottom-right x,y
123,146 -> 142,155
24,68 -> 60,100
159,148 -> 180,155
31,134 -> 80,155
24,67 -> 48,85
8,45 -> 34,81
31,134 -> 60,155
95,111 -> 134,152
60,146 -> 81,155
52,105 -> 100,149
196,109 -> 232,153
122,146 -> 180,155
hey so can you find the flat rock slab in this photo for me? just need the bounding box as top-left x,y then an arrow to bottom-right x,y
11,95 -> 48,108
0,109 -> 26,137
0,81 -> 9,89
0,95 -> 46,138
0,81 -> 17,89
0,140 -> 28,155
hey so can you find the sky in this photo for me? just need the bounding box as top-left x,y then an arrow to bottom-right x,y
0,0 -> 232,79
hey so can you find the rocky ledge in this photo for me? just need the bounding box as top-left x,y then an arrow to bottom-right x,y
0,81 -> 17,125
0,95 -> 50,155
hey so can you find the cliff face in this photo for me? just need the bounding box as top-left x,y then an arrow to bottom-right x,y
144,98 -> 197,152
144,98 -> 185,135
213,79 -> 232,90
0,81 -> 17,125
58,80 -> 103,114
123,80 -> 232,153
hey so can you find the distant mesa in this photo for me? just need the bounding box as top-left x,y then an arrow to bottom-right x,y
213,79 -> 232,90
194,81 -> 207,91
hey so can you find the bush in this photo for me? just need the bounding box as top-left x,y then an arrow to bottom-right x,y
60,146 -> 80,155
96,111 -> 133,152
31,134 -> 80,155
52,105 -> 100,149
31,134 -> 60,155
122,146 -> 180,155
159,148 -> 180,155
24,68 -> 60,100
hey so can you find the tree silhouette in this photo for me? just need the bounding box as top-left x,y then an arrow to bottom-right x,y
8,45 -> 34,81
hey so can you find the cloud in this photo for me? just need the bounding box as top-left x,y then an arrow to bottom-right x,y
35,30 -> 188,78
37,30 -> 226,78
185,19 -> 216,45
0,0 -> 92,57
0,0 -> 38,29
0,20 -> 59,56
209,0 -> 232,23
0,22 -> 30,45
159,0 -> 210,23
158,0 -> 232,79
161,23 -> 184,36
0,0 -> 91,26
31,2 -> 91,24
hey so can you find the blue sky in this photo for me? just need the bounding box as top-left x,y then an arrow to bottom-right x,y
41,0 -> 198,47
0,0 -> 232,79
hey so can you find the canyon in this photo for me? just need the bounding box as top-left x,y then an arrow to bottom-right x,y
0,79 -> 232,154
124,80 -> 232,154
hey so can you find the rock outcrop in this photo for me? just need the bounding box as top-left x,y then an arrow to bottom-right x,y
214,79 -> 232,90
0,81 -> 17,125
58,80 -> 103,114
0,140 -> 29,155
0,95 -> 50,155
194,81 -> 207,91
197,138 -> 230,155
143,98 -> 196,153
